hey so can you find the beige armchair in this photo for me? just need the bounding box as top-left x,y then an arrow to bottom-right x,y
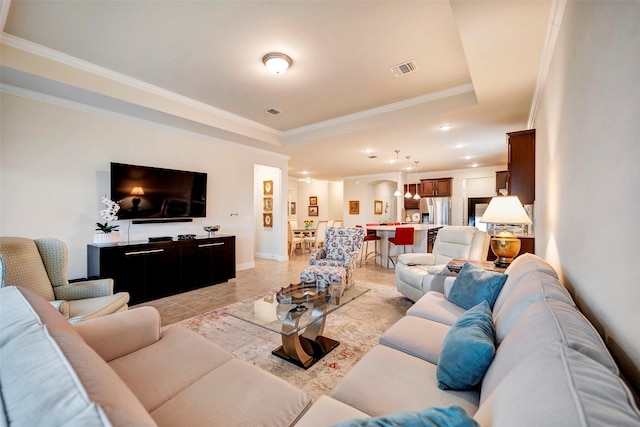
395,226 -> 490,301
0,237 -> 129,322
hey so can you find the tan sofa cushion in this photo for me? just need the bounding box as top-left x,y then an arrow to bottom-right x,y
150,358 -> 311,426
330,344 -> 479,417
379,315 -> 450,364
108,326 -> 235,412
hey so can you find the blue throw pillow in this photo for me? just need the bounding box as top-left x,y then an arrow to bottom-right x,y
436,300 -> 496,390
331,405 -> 478,427
447,263 -> 507,310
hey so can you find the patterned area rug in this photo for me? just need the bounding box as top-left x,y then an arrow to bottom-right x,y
169,282 -> 412,401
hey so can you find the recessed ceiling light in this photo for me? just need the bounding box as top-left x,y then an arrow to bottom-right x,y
365,149 -> 373,154
464,155 -> 472,160
440,124 -> 453,131
471,163 -> 479,168
454,143 -> 464,149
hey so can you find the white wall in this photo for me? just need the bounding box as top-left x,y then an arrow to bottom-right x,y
534,1 -> 640,391
254,164 -> 285,261
342,174 -> 398,227
0,92 -> 289,278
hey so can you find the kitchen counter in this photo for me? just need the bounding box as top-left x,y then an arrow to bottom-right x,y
365,224 -> 446,268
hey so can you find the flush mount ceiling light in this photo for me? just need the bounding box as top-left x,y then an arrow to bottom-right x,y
262,52 -> 292,75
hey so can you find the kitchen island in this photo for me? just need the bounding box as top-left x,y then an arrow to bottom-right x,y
365,224 -> 445,268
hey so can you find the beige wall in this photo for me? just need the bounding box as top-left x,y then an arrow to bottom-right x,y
0,92 -> 289,277
534,1 -> 640,391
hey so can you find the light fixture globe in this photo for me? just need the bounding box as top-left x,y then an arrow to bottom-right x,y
262,52 -> 292,75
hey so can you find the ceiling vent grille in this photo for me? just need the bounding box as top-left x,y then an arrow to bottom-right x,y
390,61 -> 418,77
266,108 -> 281,115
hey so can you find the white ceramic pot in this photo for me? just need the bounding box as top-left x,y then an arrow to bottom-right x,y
93,232 -> 121,244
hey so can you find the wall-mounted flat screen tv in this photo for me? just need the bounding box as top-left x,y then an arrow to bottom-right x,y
110,162 -> 207,220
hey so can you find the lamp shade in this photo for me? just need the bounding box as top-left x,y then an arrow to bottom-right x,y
480,196 -> 532,225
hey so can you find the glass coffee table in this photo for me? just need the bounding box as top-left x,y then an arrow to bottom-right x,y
225,282 -> 370,369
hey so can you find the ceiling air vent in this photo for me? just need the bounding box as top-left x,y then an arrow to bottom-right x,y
390,61 -> 418,77
266,108 -> 281,115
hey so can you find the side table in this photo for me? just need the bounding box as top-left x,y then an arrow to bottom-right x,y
446,258 -> 507,274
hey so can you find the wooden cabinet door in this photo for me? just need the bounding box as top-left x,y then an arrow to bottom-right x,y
435,179 -> 451,197
420,180 -> 436,196
403,185 -> 419,209
507,129 -> 535,204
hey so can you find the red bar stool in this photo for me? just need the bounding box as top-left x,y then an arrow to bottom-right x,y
387,227 -> 414,268
357,224 -> 381,266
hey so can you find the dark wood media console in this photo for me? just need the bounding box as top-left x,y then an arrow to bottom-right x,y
87,235 -> 236,305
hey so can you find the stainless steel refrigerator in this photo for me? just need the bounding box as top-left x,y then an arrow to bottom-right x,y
420,197 -> 451,225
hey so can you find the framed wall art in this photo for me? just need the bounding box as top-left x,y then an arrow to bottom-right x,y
263,180 -> 273,195
290,202 -> 296,215
349,200 -> 360,215
308,206 -> 319,216
309,196 -> 318,206
374,200 -> 383,215
263,213 -> 273,227
263,197 -> 273,211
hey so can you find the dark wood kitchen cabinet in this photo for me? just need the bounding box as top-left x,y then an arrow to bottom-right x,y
507,129 -> 535,205
420,178 -> 452,197
403,185 -> 420,209
88,235 -> 236,304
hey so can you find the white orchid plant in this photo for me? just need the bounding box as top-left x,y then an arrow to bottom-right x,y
96,196 -> 121,233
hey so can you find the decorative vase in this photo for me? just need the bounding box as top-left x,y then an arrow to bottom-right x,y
93,231 -> 121,244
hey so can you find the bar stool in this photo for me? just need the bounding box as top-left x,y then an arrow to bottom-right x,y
387,227 -> 414,268
357,224 -> 381,267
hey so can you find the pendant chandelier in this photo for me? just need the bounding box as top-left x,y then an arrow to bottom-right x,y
393,150 -> 401,197
413,161 -> 421,200
404,156 -> 413,198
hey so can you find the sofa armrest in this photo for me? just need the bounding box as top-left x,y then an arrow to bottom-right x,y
49,300 -> 70,319
397,252 -> 436,266
54,278 -> 114,300
72,306 -> 161,362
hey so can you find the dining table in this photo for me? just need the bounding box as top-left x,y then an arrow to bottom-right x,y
365,224 -> 445,268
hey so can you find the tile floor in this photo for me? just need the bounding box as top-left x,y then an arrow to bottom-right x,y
133,249 -> 398,327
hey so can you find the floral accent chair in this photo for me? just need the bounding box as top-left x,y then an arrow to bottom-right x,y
308,227 -> 366,288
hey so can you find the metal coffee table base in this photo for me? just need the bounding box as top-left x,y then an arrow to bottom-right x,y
272,335 -> 339,369
272,300 -> 338,369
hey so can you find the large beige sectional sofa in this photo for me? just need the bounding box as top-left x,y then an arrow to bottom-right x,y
295,253 -> 640,426
0,285 -> 311,426
3,253 -> 639,426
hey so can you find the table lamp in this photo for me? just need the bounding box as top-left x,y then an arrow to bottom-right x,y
130,186 -> 145,213
480,195 -> 532,267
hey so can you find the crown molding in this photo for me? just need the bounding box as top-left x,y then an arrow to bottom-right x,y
0,33 -> 282,138
528,0 -> 567,128
1,82 -> 290,160
284,83 -> 475,138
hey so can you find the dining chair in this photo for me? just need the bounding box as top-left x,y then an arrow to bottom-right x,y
304,220 -> 328,251
288,221 -> 305,255
387,227 -> 414,268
